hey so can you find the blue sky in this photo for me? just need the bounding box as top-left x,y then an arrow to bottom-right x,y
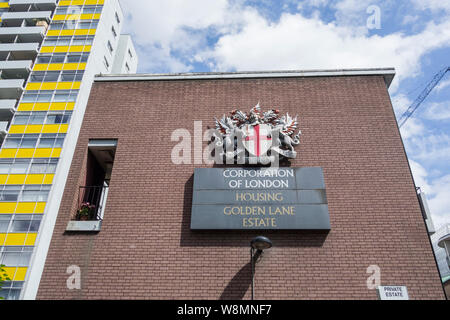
120,0 -> 450,229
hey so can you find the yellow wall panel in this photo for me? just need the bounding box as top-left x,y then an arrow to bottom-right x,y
13,268 -> 28,281
17,103 -> 34,111
35,202 -> 46,214
74,29 -> 88,36
25,174 -> 45,185
0,175 -> 7,185
34,103 -> 51,111
3,267 -> 15,280
72,82 -> 81,89
63,62 -> 86,70
41,124 -> 60,134
69,45 -> 91,52
59,124 -> 69,133
43,174 -> 55,185
33,148 -> 52,158
6,174 -> 26,185
26,83 -> 42,90
80,13 -> 94,20
49,102 -> 70,110
15,202 -> 37,214
0,203 -> 17,214
57,82 -> 80,90
40,82 -> 58,90
25,233 -> 37,246
0,149 -> 17,158
25,125 -> 43,134
0,233 -> 5,246
60,29 -> 76,36
0,3 -> 10,8
40,46 -> 55,53
46,30 -> 62,37
53,46 -> 70,53
8,125 -> 26,134
16,149 -> 35,158
51,148 -> 62,158
53,14 -> 79,20
33,64 -> 49,71
5,233 -> 27,246
47,63 -> 65,71
65,102 -> 76,110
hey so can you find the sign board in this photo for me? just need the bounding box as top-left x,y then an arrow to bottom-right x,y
377,286 -> 409,300
190,167 -> 331,230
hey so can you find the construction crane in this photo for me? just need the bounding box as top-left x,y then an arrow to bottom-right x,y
398,67 -> 450,128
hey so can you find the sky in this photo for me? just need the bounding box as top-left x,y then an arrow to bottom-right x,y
120,0 -> 450,230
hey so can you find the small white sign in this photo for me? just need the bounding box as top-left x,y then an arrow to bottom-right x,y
377,286 -> 409,300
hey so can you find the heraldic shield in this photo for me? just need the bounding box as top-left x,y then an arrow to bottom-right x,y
213,103 -> 302,164
243,124 -> 272,157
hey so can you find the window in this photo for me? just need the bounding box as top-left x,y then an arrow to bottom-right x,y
111,26 -> 117,38
0,281 -> 23,300
38,133 -> 66,149
76,140 -> 117,222
29,159 -> 58,174
128,49 -> 133,58
10,215 -> 42,233
12,112 -> 46,125
53,90 -> 78,102
60,71 -> 84,82
21,90 -> 79,104
29,71 -> 59,82
125,63 -> 130,73
46,111 -> 72,125
66,53 -> 89,63
0,186 -> 21,202
43,36 -> 94,47
20,185 -> 51,202
29,71 -> 85,83
107,41 -> 113,54
0,246 -> 34,267
0,215 -> 11,232
3,134 -> 39,149
10,160 -> 29,174
103,56 -> 109,69
115,12 -> 120,24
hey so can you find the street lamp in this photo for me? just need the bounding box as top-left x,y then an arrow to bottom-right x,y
250,236 -> 272,300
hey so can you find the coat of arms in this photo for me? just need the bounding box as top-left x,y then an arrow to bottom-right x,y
213,103 -> 301,164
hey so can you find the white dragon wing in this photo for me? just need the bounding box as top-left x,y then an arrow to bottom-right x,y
281,113 -> 298,135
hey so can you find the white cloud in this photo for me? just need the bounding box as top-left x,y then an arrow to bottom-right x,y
391,93 -> 412,116
409,159 -> 432,192
121,1 -> 450,88
426,174 -> 450,230
423,101 -> 450,120
121,0 -> 232,72
412,0 -> 450,12
402,15 -> 419,25
400,117 -> 425,139
198,12 -> 450,92
409,160 -> 450,230
435,78 -> 450,92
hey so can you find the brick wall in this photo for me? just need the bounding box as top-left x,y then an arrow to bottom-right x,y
36,75 -> 445,300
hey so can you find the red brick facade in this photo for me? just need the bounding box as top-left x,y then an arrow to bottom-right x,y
36,74 -> 445,299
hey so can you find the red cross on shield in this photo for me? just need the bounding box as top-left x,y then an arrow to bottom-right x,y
243,124 -> 272,157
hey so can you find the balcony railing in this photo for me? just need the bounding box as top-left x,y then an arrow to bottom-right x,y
76,185 -> 108,221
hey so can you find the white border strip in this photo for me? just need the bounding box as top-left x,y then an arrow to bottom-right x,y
95,68 -> 396,87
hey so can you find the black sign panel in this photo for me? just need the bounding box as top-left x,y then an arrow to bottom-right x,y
190,167 -> 331,230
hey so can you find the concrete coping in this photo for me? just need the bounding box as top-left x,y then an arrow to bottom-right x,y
94,68 -> 396,88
